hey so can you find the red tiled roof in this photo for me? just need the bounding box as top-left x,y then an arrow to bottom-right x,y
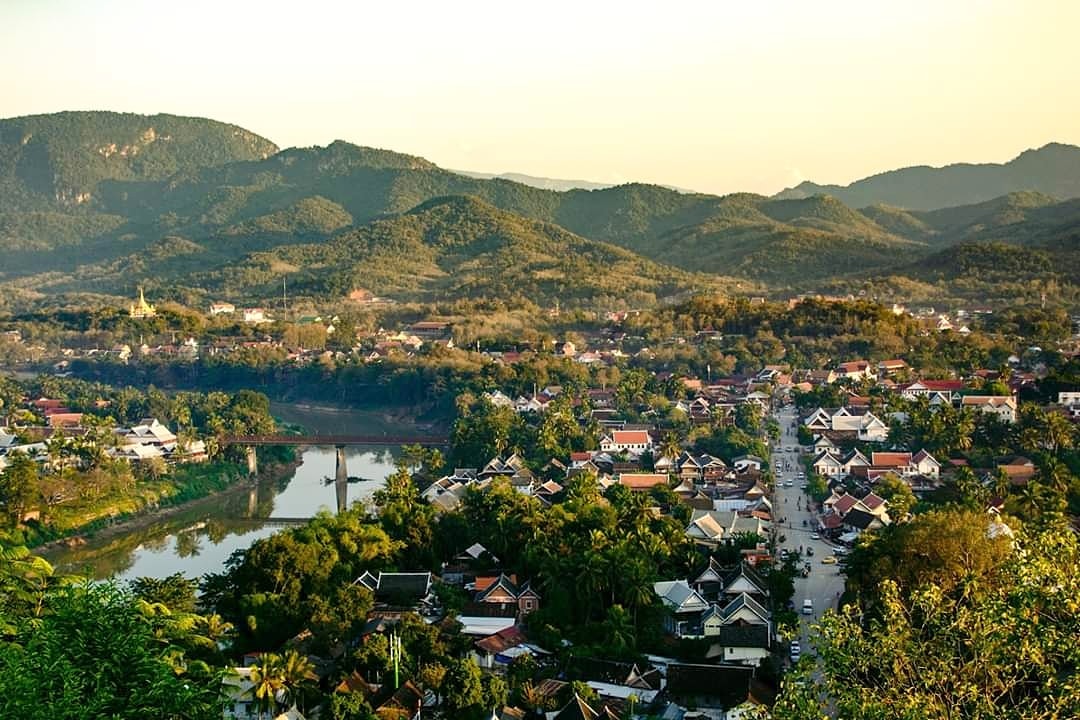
474,574 -> 517,592
833,494 -> 858,514
872,452 -> 912,467
618,473 -> 669,490
611,430 -> 650,444
861,493 -> 885,510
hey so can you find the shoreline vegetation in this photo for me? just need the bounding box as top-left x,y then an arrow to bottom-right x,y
34,454 -> 299,558
33,399 -> 427,562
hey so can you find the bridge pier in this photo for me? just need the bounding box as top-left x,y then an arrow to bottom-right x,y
335,445 -> 348,513
245,446 -> 258,476
247,480 -> 258,518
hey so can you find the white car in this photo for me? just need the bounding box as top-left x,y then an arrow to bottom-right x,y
810,533 -> 820,540
790,641 -> 801,661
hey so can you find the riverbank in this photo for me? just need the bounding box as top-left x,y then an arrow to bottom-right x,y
34,457 -> 299,559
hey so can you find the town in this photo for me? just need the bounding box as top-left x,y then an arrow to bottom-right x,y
2,291 -> 1079,719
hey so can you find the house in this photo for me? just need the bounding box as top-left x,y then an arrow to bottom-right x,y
471,626 -> 549,669
409,321 -> 451,340
600,430 -> 653,454
803,408 -> 833,432
1058,391 -> 1080,408
209,301 -> 236,316
877,359 -> 909,376
653,580 -> 710,637
677,452 -> 729,483
731,455 -> 765,472
618,473 -> 669,493
242,308 -> 270,324
354,571 -> 434,607
685,510 -> 767,546
692,559 -> 768,603
961,395 -> 1018,424
473,573 -> 541,615
912,449 -> 941,479
837,360 -> 876,381
900,380 -> 965,404
811,450 -> 843,477
122,418 -> 178,447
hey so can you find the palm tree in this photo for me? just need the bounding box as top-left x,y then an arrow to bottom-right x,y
249,654 -> 286,719
279,649 -> 317,713
658,432 -> 682,466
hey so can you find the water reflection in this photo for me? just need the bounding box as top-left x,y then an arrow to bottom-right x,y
48,445 -> 399,581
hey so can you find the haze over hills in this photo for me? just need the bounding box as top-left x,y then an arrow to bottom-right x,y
774,142 -> 1080,211
0,111 -> 1078,310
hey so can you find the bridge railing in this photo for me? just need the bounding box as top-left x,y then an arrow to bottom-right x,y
224,434 -> 449,446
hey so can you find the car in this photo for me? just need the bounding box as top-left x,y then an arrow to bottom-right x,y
784,480 -> 793,487
832,548 -> 847,556
821,556 -> 837,564
805,547 -> 814,556
810,533 -> 820,540
802,599 -> 814,615
800,483 -> 808,490
790,641 -> 801,660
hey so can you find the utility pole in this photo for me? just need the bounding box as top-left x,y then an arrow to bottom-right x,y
282,276 -> 288,321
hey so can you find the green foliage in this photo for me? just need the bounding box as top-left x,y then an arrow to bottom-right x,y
203,508 -> 397,650
0,582 -> 224,719
775,528 -> 1080,719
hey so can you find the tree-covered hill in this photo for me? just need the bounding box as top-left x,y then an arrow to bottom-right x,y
0,111 -> 1078,310
192,195 -> 737,307
774,142 -> 1080,211
0,111 -> 278,212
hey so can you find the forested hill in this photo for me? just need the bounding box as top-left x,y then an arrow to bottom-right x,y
0,111 -> 278,212
775,142 -> 1080,211
186,194 -> 736,307
0,111 -> 1078,310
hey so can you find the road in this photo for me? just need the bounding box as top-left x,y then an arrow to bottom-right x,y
770,403 -> 845,657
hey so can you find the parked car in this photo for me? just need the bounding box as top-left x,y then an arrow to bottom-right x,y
810,533 -> 820,540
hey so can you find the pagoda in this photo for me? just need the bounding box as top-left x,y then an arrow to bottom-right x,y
128,288 -> 157,319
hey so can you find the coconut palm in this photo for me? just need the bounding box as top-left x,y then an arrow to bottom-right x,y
279,649 -> 317,712
249,654 -> 286,719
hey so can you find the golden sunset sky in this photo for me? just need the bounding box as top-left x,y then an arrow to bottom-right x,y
3,0 -> 1078,194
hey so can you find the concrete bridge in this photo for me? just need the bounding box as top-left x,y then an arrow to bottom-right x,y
224,434 -> 448,478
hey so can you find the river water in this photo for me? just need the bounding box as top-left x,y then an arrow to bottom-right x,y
45,402 -> 414,581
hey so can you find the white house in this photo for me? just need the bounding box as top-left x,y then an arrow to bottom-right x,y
242,308 -> 271,324
812,450 -> 843,477
961,395 -> 1018,424
209,301 -> 236,316
912,449 -> 941,479
600,430 -> 653,454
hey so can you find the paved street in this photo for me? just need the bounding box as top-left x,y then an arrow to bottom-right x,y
770,404 -> 845,655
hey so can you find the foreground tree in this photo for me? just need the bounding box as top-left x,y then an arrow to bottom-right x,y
0,582 -> 223,719
774,528 -> 1080,719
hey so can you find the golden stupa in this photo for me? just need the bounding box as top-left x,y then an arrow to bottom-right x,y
128,288 -> 157,318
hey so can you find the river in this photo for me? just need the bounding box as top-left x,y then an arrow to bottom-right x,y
45,402 -> 420,581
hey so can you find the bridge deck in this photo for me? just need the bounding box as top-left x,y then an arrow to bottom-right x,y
225,434 -> 448,446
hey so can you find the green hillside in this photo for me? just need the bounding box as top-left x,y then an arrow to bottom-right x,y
774,142 -> 1080,211
0,111 -> 278,212
193,195 -> 733,307
643,194 -> 924,285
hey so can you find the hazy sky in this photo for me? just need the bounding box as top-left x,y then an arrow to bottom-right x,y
3,0 -> 1078,195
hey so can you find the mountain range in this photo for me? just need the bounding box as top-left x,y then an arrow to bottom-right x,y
0,111 -> 1077,312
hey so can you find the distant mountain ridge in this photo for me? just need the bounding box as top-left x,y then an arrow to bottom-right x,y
452,169 -> 696,194
0,111 -> 1077,310
775,143 -> 1080,211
